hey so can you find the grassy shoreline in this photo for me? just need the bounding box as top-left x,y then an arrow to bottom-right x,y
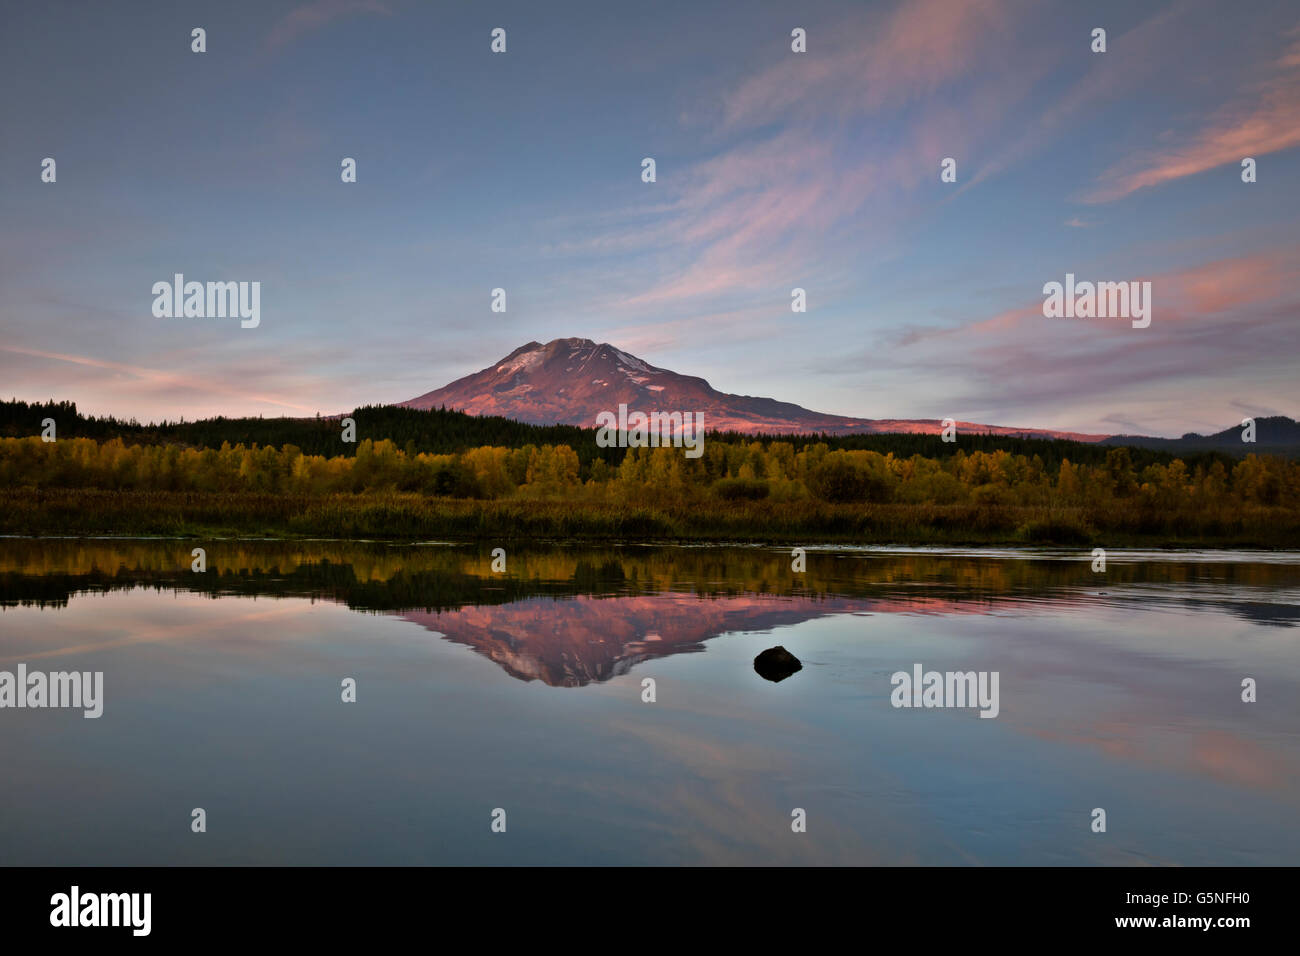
3,488 -> 1297,549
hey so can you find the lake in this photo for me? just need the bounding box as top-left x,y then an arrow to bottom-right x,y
1,538 -> 1297,865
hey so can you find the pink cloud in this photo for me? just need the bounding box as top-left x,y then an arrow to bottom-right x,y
862,247 -> 1300,433
1169,251 -> 1295,315
938,248 -> 1299,342
1086,26 -> 1300,202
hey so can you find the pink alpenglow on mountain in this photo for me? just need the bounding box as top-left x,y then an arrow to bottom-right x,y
398,338 -> 1107,440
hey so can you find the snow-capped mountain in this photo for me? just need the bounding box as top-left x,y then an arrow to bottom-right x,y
397,337 -> 1108,440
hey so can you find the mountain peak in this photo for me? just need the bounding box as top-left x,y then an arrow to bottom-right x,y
397,339 -> 1109,440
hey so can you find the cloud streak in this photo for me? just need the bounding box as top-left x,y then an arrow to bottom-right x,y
0,345 -> 315,415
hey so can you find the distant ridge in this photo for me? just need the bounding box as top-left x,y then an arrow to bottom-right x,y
1101,415 -> 1300,453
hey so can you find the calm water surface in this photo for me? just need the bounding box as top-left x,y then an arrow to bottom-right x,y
1,539 -> 1297,865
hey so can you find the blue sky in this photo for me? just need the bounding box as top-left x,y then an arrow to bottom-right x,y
1,0 -> 1297,436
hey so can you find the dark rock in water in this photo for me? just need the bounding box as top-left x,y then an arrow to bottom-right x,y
754,645 -> 802,682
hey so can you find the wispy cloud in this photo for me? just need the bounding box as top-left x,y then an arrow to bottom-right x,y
562,0 -> 1038,322
718,0 -> 1030,132
264,0 -> 392,52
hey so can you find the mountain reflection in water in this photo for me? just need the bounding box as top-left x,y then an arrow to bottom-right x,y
3,539 -> 1297,688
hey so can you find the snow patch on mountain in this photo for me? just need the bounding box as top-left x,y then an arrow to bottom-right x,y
611,348 -> 658,374
497,349 -> 546,375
